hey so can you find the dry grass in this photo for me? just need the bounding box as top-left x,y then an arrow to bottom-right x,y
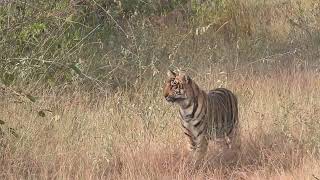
1,0 -> 319,179
0,66 -> 320,179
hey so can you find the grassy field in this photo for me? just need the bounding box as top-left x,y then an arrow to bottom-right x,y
1,0 -> 320,179
1,66 -> 319,179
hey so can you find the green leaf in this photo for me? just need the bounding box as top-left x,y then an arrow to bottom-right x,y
69,63 -> 83,76
8,127 -> 19,138
38,110 -> 46,117
2,72 -> 14,86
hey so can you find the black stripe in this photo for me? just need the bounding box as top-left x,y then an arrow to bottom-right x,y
218,88 -> 237,136
226,90 -> 237,133
181,122 -> 193,137
192,97 -> 198,116
194,119 -> 203,128
212,90 -> 225,136
184,132 -> 192,137
228,92 -> 235,125
221,89 -> 232,135
180,121 -> 188,130
212,94 -> 219,134
179,110 -> 183,118
195,128 -> 204,138
185,87 -> 198,119
191,84 -> 199,116
194,93 -> 205,119
184,101 -> 192,109
221,88 -> 232,115
233,95 -> 238,125
230,93 -> 238,134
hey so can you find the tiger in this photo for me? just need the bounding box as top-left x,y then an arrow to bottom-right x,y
163,70 -> 239,166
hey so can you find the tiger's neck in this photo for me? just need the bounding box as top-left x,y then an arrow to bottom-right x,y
178,82 -> 207,121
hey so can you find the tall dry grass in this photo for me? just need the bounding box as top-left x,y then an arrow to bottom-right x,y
1,0 -> 319,179
0,65 -> 319,179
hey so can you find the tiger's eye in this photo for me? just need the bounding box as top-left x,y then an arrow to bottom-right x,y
171,80 -> 177,86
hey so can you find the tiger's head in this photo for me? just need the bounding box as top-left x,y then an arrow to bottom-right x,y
163,70 -> 192,103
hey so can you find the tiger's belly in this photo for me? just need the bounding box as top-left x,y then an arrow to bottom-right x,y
181,117 -> 228,141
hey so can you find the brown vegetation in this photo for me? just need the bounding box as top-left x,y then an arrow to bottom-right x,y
1,0 -> 320,179
1,66 -> 319,179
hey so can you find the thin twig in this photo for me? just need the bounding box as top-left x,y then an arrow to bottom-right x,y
313,174 -> 320,180
215,20 -> 230,34
66,24 -> 101,57
30,24 -> 102,92
230,49 -> 297,74
91,0 -> 129,38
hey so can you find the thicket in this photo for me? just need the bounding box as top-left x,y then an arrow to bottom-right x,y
0,0 -> 319,92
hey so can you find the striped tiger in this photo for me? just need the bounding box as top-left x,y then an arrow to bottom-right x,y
163,70 -> 239,166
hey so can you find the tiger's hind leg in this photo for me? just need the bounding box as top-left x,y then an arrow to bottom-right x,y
224,132 -> 232,149
225,126 -> 241,150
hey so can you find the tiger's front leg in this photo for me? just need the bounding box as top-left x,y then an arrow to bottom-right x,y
191,135 -> 208,168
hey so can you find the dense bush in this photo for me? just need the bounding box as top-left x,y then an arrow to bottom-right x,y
0,0 -> 319,92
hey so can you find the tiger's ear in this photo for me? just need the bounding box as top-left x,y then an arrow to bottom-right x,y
167,70 -> 176,78
178,70 -> 190,84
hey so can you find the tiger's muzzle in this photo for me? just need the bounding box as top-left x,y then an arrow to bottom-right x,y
165,95 -> 175,102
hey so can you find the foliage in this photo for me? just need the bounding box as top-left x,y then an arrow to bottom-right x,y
0,0 -> 319,92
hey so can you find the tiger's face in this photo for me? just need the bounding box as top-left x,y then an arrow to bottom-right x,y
163,70 -> 191,103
